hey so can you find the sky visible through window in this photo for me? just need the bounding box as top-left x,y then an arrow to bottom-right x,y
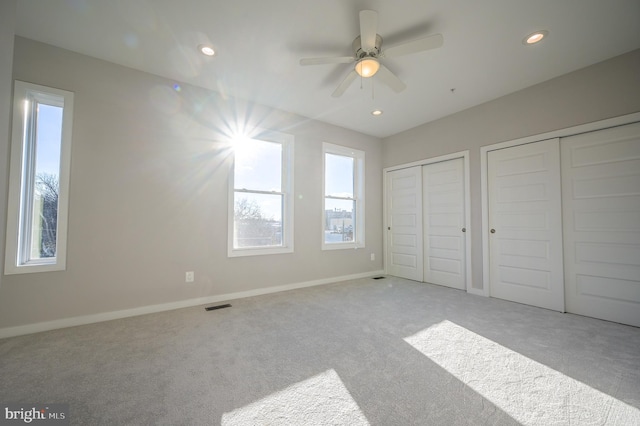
325,153 -> 354,211
234,140 -> 355,220
234,139 -> 283,221
324,152 -> 356,244
234,139 -> 282,192
35,103 -> 63,178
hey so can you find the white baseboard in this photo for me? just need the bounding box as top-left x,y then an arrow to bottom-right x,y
0,270 -> 385,339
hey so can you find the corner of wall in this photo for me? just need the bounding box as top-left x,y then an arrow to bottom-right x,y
0,0 -> 17,286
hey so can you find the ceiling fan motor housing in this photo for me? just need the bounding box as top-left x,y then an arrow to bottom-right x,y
353,34 -> 383,58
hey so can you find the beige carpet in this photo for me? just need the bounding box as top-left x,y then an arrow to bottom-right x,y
0,276 -> 638,425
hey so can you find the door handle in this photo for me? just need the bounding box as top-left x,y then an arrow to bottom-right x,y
462,227 -> 466,232
490,228 -> 496,234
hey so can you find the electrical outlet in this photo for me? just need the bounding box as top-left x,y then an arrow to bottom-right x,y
185,271 -> 194,283
370,253 -> 375,261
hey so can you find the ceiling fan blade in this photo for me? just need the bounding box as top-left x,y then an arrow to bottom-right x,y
332,70 -> 358,97
300,56 -> 355,66
376,64 -> 406,93
359,10 -> 378,52
383,34 -> 444,58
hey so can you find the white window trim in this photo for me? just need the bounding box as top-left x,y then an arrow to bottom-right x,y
227,129 -> 294,257
322,142 -> 365,250
4,81 -> 74,275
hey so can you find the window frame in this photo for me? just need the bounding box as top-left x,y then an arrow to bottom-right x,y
4,80 -> 74,275
322,142 -> 365,250
227,129 -> 294,257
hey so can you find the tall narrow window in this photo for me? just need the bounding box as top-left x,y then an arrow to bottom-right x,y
322,143 -> 365,250
5,81 -> 74,274
228,131 -> 293,257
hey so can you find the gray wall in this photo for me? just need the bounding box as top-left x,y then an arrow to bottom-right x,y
0,37 -> 383,329
0,1 -> 16,286
3,36 -> 639,331
382,48 -> 640,293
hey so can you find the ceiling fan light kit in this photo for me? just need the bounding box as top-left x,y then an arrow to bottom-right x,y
355,58 -> 380,77
299,10 -> 444,97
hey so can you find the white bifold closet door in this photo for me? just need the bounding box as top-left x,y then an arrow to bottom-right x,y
487,139 -> 565,312
422,158 -> 466,290
561,122 -> 640,327
385,166 -> 423,281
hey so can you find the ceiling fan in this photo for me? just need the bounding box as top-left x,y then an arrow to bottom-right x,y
299,10 -> 443,97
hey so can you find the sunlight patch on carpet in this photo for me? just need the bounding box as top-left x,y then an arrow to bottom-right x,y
221,369 -> 369,425
404,320 -> 640,425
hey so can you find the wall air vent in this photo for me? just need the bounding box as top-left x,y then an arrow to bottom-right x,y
205,304 -> 232,311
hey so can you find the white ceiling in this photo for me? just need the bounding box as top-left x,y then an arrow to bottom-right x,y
14,0 -> 640,138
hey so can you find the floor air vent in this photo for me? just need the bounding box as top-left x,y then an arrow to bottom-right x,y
205,303 -> 232,311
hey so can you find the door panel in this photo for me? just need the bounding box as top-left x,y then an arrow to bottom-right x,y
423,158 -> 466,289
488,139 -> 565,312
562,122 -> 640,327
386,167 -> 423,281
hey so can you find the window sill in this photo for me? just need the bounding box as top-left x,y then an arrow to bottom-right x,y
4,261 -> 66,275
321,243 -> 365,251
228,246 -> 294,258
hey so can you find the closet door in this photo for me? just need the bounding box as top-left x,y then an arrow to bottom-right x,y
488,139 -> 564,312
385,167 -> 423,281
562,122 -> 640,327
423,158 -> 466,290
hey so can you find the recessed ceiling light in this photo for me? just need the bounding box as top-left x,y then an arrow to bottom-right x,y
523,30 -> 548,45
371,110 -> 383,116
198,44 -> 215,56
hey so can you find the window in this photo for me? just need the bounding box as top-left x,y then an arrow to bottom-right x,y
322,143 -> 365,250
5,81 -> 74,274
228,131 -> 293,257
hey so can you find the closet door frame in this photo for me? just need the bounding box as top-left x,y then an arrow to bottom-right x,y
384,151 -> 473,293
480,112 -> 640,297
